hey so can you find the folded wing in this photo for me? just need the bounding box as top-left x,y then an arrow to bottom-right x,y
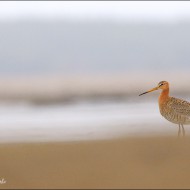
168,97 -> 190,117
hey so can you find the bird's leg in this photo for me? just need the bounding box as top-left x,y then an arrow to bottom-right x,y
178,124 -> 181,137
182,124 -> 185,137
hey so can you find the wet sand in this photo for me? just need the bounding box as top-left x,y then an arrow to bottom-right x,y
1,136 -> 190,189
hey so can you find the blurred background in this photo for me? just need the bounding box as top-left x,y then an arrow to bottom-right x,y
1,2 -> 190,142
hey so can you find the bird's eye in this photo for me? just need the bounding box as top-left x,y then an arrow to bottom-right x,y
159,83 -> 164,87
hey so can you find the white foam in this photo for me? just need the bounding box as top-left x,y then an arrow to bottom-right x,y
0,101 -> 181,143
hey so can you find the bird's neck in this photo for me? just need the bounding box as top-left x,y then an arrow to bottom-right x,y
159,88 -> 170,105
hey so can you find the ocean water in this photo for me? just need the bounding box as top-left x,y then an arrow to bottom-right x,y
0,100 -> 181,143
0,21 -> 190,75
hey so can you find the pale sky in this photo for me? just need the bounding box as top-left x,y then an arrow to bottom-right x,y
0,1 -> 190,22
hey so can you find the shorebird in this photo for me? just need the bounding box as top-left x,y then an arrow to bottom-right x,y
139,81 -> 190,137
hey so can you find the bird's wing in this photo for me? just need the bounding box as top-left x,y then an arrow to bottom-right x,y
168,97 -> 190,117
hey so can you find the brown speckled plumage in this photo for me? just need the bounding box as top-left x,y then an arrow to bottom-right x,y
159,97 -> 190,125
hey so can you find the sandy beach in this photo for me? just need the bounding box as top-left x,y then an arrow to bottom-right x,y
0,136 -> 190,189
0,72 -> 189,104
1,2 -> 190,189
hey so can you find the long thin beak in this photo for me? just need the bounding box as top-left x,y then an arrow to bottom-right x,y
139,87 -> 158,96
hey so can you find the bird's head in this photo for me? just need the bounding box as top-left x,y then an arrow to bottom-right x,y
139,81 -> 169,96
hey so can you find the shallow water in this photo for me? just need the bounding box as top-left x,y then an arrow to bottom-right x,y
0,100 -> 183,142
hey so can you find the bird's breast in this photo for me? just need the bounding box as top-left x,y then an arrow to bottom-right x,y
159,103 -> 179,124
